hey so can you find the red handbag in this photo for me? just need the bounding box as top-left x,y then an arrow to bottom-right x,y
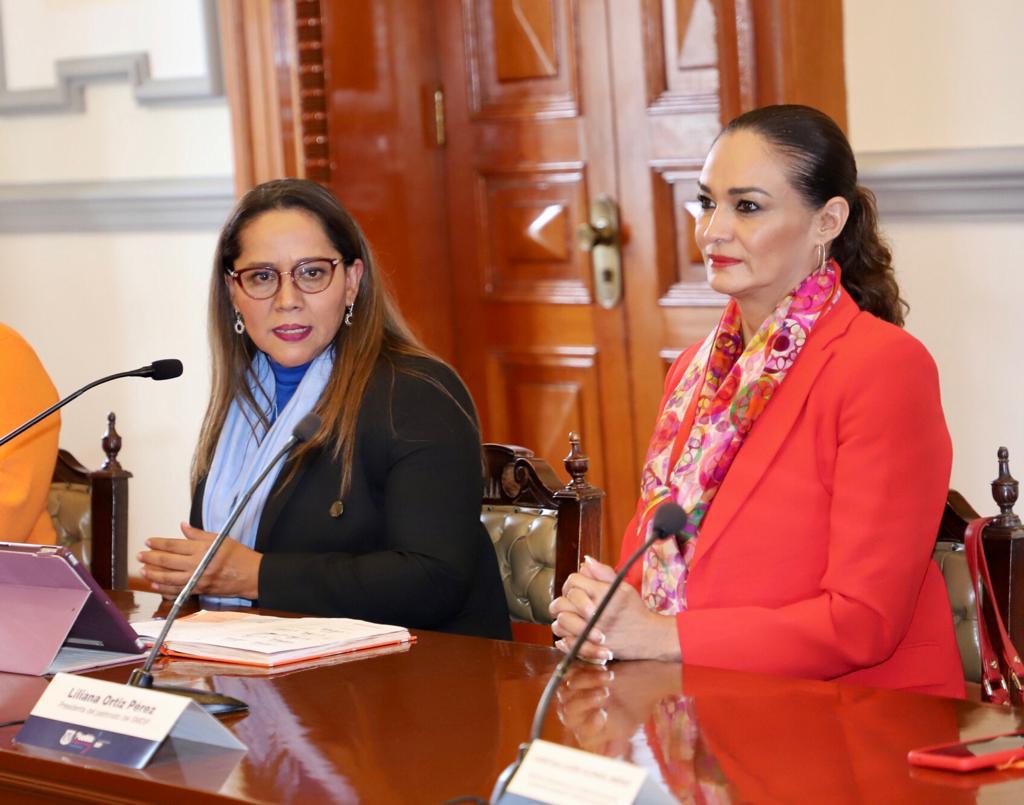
965,517 -> 1024,704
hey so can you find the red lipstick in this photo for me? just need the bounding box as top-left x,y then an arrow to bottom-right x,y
272,325 -> 312,342
707,254 -> 741,269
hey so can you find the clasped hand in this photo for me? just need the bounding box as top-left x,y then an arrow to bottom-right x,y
549,556 -> 682,663
556,661 -> 684,756
138,522 -> 262,601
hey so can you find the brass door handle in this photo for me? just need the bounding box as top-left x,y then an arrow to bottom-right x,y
576,194 -> 621,309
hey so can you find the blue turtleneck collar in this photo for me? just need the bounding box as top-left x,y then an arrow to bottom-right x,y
270,358 -> 313,415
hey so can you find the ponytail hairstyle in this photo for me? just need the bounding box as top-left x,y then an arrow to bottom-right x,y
722,105 -> 907,326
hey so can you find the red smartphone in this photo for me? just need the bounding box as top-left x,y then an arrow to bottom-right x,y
908,731 -> 1024,772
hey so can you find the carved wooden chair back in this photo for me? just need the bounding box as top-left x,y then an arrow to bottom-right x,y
48,413 -> 131,589
481,433 -> 603,633
933,447 -> 1024,699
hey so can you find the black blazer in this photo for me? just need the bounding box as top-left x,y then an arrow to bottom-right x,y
192,354 -> 511,640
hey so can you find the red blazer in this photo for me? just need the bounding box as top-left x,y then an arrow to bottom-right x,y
620,292 -> 964,698
680,666 -> 972,804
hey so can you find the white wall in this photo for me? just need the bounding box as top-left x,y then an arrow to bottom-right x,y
0,0 -> 232,563
845,0 -> 1024,511
845,0 -> 1024,151
0,82 -> 232,182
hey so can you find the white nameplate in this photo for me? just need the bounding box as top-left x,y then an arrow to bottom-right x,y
505,739 -> 673,805
15,673 -> 245,769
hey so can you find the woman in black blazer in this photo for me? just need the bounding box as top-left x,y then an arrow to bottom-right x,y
140,179 -> 510,639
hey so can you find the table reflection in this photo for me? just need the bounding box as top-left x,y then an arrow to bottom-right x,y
557,662 -> 1024,804
556,662 -> 733,802
2,592 -> 1020,802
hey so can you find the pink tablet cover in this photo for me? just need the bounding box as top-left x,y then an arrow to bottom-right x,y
0,544 -> 143,675
0,583 -> 88,675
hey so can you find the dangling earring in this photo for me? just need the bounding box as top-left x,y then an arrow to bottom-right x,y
233,310 -> 245,335
343,303 -> 354,327
815,243 -> 826,271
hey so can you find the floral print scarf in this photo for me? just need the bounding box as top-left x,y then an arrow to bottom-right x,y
648,697 -> 733,803
640,262 -> 841,614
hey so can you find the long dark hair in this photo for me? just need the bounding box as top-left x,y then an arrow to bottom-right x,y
193,179 -> 444,495
722,104 -> 906,325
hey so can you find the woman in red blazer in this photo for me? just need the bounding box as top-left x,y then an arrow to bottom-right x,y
550,105 -> 964,698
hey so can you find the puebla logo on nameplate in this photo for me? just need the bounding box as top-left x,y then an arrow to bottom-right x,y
15,673 -> 245,769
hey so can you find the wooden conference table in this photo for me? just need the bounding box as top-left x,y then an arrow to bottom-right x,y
1,592 -> 1023,803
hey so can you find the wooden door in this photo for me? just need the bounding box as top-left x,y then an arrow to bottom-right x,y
222,0 -> 845,563
318,0 -> 457,361
219,0 -> 459,363
433,0 -> 844,559
436,1 -> 636,559
609,0 -> 847,468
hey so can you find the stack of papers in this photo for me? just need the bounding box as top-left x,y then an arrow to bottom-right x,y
131,610 -> 413,668
46,646 -> 146,675
148,641 -> 414,681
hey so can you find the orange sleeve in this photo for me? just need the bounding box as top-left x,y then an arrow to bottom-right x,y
0,325 -> 60,543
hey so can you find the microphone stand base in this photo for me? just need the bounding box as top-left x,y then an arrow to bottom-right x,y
128,669 -> 248,717
490,742 -> 529,804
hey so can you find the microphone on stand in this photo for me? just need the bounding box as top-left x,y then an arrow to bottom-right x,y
127,412 -> 322,716
491,502 -> 689,803
0,359 -> 184,448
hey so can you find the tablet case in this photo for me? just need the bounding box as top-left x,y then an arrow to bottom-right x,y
0,542 -> 144,675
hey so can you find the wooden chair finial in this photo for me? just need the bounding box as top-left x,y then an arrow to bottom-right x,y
992,446 -> 1021,527
100,412 -> 123,472
562,432 -> 589,488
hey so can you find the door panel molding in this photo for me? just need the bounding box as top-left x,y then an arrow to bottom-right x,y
642,0 -> 721,114
477,165 -> 592,304
650,161 -> 726,307
464,0 -> 579,120
485,347 -> 605,493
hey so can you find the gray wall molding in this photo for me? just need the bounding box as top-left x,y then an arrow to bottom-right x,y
858,146 -> 1024,218
0,0 -> 222,114
2,148 -> 1019,233
0,177 -> 235,232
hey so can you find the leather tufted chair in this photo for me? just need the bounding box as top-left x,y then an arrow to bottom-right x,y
933,490 -> 982,689
481,434 -> 603,637
47,413 -> 131,590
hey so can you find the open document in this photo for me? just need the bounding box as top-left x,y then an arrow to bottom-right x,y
132,610 -> 413,667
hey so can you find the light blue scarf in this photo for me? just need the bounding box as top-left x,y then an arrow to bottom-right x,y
200,348 -> 333,606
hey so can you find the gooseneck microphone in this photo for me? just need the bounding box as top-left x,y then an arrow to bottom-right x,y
127,412 -> 321,716
0,359 -> 184,449
491,501 -> 689,803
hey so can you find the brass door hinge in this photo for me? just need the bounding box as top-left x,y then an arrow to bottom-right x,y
433,87 -> 446,147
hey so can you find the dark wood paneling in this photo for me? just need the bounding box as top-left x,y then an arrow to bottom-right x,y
466,0 -> 578,118
485,348 -> 603,491
221,0 -> 848,564
318,0 -> 456,359
295,0 -> 330,183
479,166 -> 591,304
610,0 -> 730,469
439,0 -> 634,560
650,161 -> 726,307
493,0 -> 558,81
750,0 -> 848,128
643,0 -> 721,114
